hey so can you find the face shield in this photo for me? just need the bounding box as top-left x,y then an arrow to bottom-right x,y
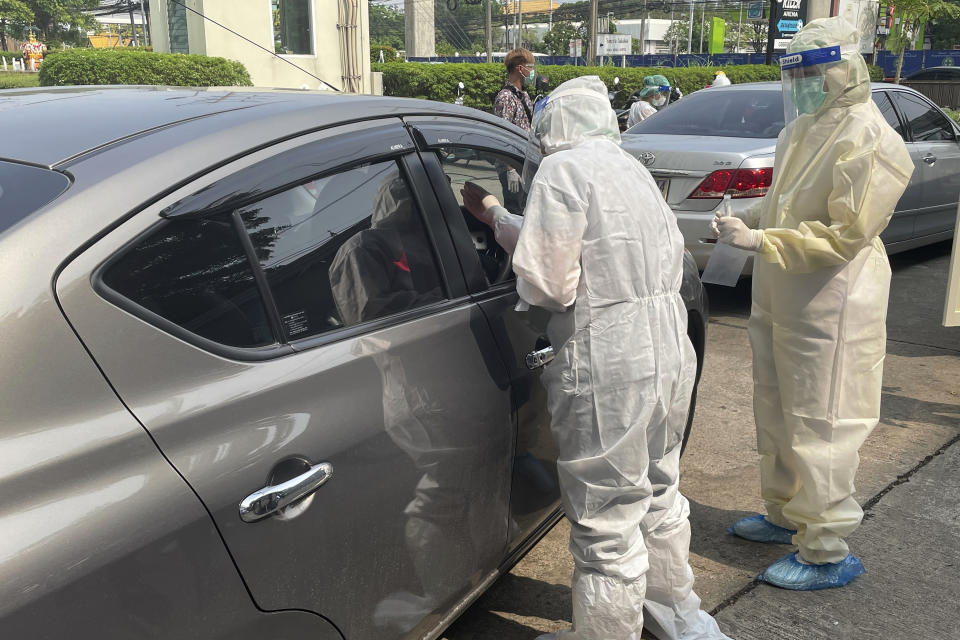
521,77 -> 621,192
780,45 -> 852,123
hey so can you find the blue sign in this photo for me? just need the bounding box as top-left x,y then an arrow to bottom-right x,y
778,18 -> 803,32
747,1 -> 763,19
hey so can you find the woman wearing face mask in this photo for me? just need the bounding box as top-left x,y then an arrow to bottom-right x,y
626,74 -> 670,129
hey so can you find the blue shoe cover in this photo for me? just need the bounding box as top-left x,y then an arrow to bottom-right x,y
759,552 -> 865,590
728,514 -> 796,544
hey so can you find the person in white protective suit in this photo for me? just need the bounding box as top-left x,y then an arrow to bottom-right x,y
713,16 -> 914,590
462,76 -> 731,640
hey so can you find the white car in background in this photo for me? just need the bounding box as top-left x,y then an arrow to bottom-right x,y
621,82 -> 960,273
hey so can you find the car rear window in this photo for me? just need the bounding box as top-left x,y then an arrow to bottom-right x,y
0,160 -> 71,235
627,89 -> 785,139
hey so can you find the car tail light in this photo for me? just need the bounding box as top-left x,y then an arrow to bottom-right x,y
689,168 -> 773,199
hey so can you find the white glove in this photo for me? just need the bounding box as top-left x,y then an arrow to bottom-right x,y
714,215 -> 763,252
506,168 -> 522,193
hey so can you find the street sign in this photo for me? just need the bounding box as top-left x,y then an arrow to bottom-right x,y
777,18 -> 803,32
569,38 -> 582,58
747,1 -> 763,19
598,33 -> 632,56
774,38 -> 793,50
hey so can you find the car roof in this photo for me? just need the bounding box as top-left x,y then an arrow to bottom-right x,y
704,81 -> 899,92
0,86 -> 516,167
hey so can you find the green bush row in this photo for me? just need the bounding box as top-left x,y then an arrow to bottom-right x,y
0,71 -> 40,89
371,43 -> 398,63
373,61 -> 885,110
38,48 -> 252,87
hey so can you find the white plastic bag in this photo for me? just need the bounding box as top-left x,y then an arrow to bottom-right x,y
701,195 -> 750,287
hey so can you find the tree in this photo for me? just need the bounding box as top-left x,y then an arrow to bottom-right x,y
924,1 -> 960,50
890,0 -> 960,82
370,3 -> 404,50
540,20 -> 587,56
749,21 -> 768,54
0,0 -> 33,51
20,0 -> 98,44
663,19 -> 707,54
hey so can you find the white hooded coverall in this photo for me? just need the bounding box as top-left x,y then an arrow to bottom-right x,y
486,76 -> 729,640
746,17 -> 914,564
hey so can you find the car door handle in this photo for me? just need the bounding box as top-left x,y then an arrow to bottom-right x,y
526,345 -> 555,370
923,154 -> 937,165
239,461 -> 333,523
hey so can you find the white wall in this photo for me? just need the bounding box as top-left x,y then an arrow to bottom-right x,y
150,0 -> 372,93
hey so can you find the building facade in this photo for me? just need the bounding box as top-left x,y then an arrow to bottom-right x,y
150,0 -> 373,93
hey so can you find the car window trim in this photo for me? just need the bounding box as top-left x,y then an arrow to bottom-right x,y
415,137 -> 526,295
92,218 -> 295,362
93,150 -> 468,361
873,90 -> 908,141
160,121 -> 419,220
888,89 -> 957,143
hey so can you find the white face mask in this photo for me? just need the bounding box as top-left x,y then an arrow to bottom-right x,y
652,95 -> 667,107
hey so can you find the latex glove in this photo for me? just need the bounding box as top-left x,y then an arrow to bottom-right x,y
461,182 -> 501,227
715,215 -> 763,252
506,167 -> 522,193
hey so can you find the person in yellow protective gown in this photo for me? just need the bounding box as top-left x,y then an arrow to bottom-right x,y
714,16 -> 914,590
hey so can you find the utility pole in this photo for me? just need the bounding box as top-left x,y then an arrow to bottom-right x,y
639,0 -> 648,56
128,0 -> 138,46
765,0 -> 776,64
588,0 -> 598,65
699,2 -> 705,53
687,0 -> 694,55
518,0 -> 523,48
137,0 -> 150,46
486,0 -> 492,61
737,1 -> 743,53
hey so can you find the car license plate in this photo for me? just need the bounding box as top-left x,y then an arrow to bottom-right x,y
656,179 -> 669,199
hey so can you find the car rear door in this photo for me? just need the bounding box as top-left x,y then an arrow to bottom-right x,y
872,90 -> 917,243
889,89 -> 960,238
406,116 -> 562,549
56,120 -> 514,640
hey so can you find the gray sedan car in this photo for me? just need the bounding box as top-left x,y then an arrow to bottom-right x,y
622,82 -> 960,271
0,86 -> 708,640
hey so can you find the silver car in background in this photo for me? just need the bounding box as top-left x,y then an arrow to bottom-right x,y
622,82 -> 960,272
0,86 -> 709,640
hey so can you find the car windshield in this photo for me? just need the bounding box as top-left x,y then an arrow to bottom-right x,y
626,88 -> 785,139
0,161 -> 71,236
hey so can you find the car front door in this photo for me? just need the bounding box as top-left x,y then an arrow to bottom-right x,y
407,116 -> 563,550
890,89 -> 960,238
872,90 -> 917,243
56,121 -> 515,640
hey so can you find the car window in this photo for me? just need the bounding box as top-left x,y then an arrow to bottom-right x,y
908,70 -> 937,81
0,161 -> 71,236
102,214 -> 275,348
240,159 -> 446,339
872,92 -> 905,139
433,148 -> 523,283
626,89 -> 785,139
892,92 -> 957,142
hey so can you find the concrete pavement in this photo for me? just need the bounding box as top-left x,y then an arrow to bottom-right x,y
442,240 -> 960,639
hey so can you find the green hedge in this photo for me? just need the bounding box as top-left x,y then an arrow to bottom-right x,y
0,71 -> 40,89
371,43 -> 398,63
1,50 -> 23,60
38,49 -> 252,87
373,61 -> 887,111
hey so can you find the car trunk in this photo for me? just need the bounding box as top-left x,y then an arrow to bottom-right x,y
620,134 -> 776,209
